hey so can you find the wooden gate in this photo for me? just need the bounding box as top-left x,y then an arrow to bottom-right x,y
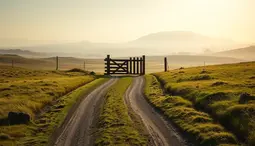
104,55 -> 145,75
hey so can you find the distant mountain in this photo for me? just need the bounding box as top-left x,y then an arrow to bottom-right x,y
128,31 -> 242,53
213,46 -> 255,61
0,49 -> 47,57
0,31 -> 246,57
0,54 -> 49,65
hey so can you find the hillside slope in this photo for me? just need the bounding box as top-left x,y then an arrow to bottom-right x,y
154,61 -> 255,145
214,46 -> 255,60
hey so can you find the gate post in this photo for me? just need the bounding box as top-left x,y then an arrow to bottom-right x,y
107,55 -> 110,75
133,57 -> 135,74
140,57 -> 143,75
129,57 -> 132,74
137,57 -> 139,74
126,60 -> 129,74
142,55 -> 145,75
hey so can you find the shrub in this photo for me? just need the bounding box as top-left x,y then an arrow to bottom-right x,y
89,71 -> 96,75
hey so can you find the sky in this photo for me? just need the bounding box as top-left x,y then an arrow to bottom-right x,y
0,0 -> 254,43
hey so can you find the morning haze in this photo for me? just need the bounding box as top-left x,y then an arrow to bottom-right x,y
0,0 -> 254,44
0,1 -> 255,146
0,0 -> 254,68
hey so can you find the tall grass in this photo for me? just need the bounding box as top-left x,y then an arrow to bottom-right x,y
0,67 -> 99,145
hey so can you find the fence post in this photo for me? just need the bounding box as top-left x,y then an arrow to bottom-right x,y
12,60 -> 14,68
106,55 -> 110,75
164,57 -> 167,72
56,56 -> 59,70
84,61 -> 86,70
142,55 -> 145,75
129,57 -> 132,74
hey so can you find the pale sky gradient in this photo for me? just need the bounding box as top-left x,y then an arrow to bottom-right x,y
0,0 -> 254,43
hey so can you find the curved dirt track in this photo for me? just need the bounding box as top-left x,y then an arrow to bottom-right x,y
52,78 -> 118,146
125,76 -> 186,146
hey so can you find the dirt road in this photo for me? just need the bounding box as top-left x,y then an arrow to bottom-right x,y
52,76 -> 186,146
52,78 -> 118,146
125,76 -> 186,146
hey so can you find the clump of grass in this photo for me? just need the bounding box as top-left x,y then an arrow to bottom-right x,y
211,81 -> 228,86
200,70 -> 210,74
239,93 -> 255,104
67,68 -> 85,72
145,75 -> 238,146
0,133 -> 11,140
196,92 -> 231,109
189,75 -> 212,81
95,77 -> 147,146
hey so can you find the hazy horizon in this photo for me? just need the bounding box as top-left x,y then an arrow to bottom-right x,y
1,0 -> 255,46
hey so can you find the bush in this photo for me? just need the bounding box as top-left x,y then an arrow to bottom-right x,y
89,71 -> 96,75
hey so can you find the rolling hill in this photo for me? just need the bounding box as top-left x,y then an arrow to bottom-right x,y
213,46 -> 255,60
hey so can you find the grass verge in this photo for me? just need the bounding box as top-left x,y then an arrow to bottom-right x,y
154,62 -> 255,145
0,66 -> 108,145
1,78 -> 109,146
95,77 -> 148,146
144,75 -> 238,146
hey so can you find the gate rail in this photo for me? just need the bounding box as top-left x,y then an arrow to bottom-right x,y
104,55 -> 145,75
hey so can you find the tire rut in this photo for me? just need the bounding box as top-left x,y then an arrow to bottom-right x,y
52,78 -> 118,146
125,76 -> 186,146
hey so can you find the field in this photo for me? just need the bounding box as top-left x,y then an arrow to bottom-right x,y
0,54 -> 245,74
151,61 -> 255,145
1,60 -> 254,146
95,77 -> 148,145
0,66 -> 109,145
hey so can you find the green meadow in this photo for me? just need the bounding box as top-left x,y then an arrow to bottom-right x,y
0,66 -> 108,145
151,61 -> 255,145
